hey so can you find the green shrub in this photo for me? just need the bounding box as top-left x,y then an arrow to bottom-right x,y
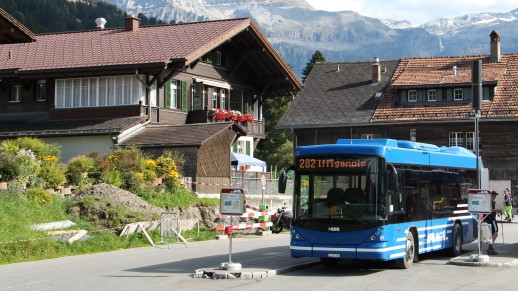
10,137 -> 61,157
0,152 -> 21,181
40,161 -> 66,189
26,188 -> 54,205
100,170 -> 122,188
66,155 -> 96,187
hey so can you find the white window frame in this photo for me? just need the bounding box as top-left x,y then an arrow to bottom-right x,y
408,90 -> 417,102
171,80 -> 177,109
221,89 -> 226,110
449,132 -> 464,147
361,134 -> 374,139
466,132 -> 475,151
410,129 -> 416,141
427,89 -> 437,102
453,88 -> 463,101
212,88 -> 218,109
9,85 -> 21,103
55,75 -> 145,108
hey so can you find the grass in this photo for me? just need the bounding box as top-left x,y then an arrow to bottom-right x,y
0,188 -> 221,265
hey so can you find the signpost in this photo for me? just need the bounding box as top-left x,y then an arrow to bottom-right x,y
468,189 -> 492,262
219,188 -> 245,272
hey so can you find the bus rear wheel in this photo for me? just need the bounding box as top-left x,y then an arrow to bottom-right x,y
396,231 -> 415,269
449,223 -> 463,257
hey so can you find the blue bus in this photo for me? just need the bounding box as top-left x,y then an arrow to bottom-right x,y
278,139 -> 478,268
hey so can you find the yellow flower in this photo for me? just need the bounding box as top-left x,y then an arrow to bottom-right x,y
144,159 -> 157,168
167,170 -> 179,179
135,173 -> 144,179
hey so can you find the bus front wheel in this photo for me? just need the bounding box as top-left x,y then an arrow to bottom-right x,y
396,231 -> 415,269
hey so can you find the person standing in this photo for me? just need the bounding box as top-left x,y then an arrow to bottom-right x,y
484,190 -> 500,255
502,188 -> 513,221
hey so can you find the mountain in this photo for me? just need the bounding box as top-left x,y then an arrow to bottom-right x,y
105,0 -> 518,80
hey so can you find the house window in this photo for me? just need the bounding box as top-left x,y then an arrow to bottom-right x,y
408,90 -> 417,102
466,132 -> 475,151
36,79 -> 46,101
427,90 -> 436,102
221,89 -> 226,110
410,129 -> 416,141
171,80 -> 177,109
361,134 -> 374,139
454,88 -> 463,101
55,75 -> 145,108
9,85 -> 21,102
212,89 -> 218,109
449,132 -> 464,147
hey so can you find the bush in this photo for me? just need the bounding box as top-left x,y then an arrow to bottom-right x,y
0,152 -> 21,181
66,155 -> 96,187
26,188 -> 54,205
40,160 -> 66,189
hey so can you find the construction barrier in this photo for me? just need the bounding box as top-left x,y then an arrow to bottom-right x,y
216,204 -> 275,231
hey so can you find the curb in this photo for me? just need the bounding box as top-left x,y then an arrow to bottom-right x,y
193,260 -> 321,280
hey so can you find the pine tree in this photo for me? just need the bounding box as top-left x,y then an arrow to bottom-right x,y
301,50 -> 326,83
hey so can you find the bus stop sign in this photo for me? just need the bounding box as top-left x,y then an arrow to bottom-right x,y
467,189 -> 492,214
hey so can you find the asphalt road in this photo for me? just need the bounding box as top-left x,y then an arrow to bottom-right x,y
2,222 -> 518,291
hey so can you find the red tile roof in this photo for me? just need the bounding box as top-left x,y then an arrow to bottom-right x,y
0,18 -> 250,73
372,54 -> 518,122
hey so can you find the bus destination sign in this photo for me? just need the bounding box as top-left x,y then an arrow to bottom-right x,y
298,158 -> 368,170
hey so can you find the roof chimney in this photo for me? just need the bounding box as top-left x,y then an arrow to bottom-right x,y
372,57 -> 381,83
125,15 -> 140,31
490,30 -> 500,62
95,18 -> 107,29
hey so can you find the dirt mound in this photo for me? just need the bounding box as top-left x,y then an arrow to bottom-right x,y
68,183 -> 219,231
69,183 -> 165,227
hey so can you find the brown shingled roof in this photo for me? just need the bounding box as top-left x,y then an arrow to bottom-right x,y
119,122 -> 244,147
372,54 -> 518,122
0,18 -> 250,73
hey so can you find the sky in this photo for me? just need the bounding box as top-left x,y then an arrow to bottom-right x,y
305,0 -> 518,26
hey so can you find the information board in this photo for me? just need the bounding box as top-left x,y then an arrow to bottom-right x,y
467,189 -> 492,214
220,188 -> 245,215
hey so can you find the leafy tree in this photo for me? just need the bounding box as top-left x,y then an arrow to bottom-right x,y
301,50 -> 326,83
255,95 -> 294,171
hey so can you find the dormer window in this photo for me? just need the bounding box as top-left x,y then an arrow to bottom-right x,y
427,90 -> 437,102
453,88 -> 463,101
408,90 -> 417,102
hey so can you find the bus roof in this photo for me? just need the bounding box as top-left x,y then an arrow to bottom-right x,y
295,139 -> 477,169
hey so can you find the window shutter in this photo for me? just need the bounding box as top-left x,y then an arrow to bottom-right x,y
464,88 -> 471,101
164,80 -> 171,108
246,141 -> 251,155
437,89 -> 443,101
417,90 -> 424,102
181,81 -> 188,111
483,87 -> 489,100
401,91 -> 407,102
447,89 -> 453,101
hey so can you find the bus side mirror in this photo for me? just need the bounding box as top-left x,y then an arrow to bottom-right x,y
278,165 -> 294,194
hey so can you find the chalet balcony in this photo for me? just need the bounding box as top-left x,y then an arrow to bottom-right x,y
187,109 -> 265,139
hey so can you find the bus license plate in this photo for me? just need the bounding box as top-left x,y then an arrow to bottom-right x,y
328,253 -> 340,258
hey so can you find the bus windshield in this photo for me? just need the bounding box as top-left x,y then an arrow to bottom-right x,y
296,156 -> 386,221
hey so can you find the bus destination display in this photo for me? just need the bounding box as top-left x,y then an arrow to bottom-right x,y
298,158 -> 368,170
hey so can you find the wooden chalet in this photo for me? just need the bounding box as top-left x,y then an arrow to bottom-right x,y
0,9 -> 301,192
279,31 -> 518,194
